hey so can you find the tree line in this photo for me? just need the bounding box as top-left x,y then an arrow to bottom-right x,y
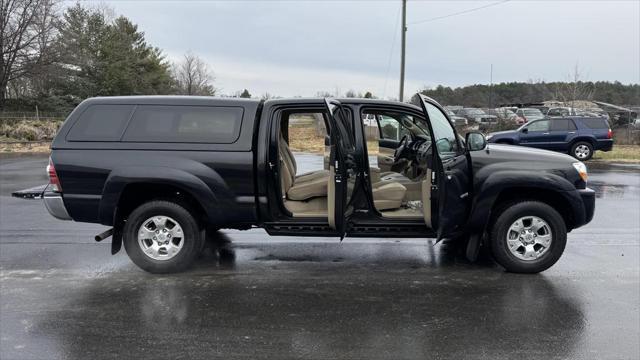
1,1 -> 237,112
420,81 -> 639,108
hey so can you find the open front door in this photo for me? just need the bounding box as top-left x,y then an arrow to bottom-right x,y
324,99 -> 357,237
412,94 -> 472,239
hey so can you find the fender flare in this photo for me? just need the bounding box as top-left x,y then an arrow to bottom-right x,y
466,170 -> 580,234
99,166 -> 230,226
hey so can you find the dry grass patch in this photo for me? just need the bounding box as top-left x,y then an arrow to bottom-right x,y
0,140 -> 50,153
593,145 -> 640,163
288,126 -> 325,154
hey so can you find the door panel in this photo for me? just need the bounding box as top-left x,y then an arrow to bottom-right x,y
436,156 -> 471,237
412,94 -> 472,238
324,99 -> 357,236
520,120 -> 552,149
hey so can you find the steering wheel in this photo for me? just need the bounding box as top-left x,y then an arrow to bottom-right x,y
394,135 -> 411,163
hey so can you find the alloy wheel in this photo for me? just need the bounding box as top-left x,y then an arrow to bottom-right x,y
137,215 -> 184,261
506,216 -> 553,261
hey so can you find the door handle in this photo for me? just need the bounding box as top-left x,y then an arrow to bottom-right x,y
568,131 -> 576,134
542,132 -> 549,135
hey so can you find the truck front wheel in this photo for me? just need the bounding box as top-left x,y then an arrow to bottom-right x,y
123,200 -> 204,273
489,201 -> 567,273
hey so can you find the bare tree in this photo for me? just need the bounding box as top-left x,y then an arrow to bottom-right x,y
555,64 -> 595,107
345,89 -> 364,98
0,0 -> 59,106
173,52 -> 215,96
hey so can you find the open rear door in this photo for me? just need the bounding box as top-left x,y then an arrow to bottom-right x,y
412,94 -> 471,239
324,99 -> 357,237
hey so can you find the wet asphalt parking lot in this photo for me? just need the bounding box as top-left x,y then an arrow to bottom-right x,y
0,153 -> 639,360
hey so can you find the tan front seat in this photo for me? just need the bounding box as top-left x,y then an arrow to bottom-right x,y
279,137 -> 328,201
280,135 -> 330,183
279,135 -> 406,212
372,181 -> 406,210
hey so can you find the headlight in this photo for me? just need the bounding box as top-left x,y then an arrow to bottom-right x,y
572,162 -> 588,182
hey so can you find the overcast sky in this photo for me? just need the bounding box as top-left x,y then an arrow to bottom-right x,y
94,0 -> 639,98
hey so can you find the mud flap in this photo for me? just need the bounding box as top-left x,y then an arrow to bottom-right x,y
465,233 -> 481,262
111,221 -> 123,255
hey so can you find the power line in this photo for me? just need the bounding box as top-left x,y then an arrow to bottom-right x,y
382,3 -> 402,99
408,0 -> 510,25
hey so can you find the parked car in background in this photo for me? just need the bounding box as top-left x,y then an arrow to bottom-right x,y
486,108 -> 525,125
546,107 -> 573,117
455,108 -> 498,125
486,117 -> 613,160
515,108 -> 545,123
362,113 -> 378,127
546,107 -> 610,120
446,109 -> 468,126
530,105 -> 550,115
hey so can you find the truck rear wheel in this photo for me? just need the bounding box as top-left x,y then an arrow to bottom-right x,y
489,201 -> 566,273
123,200 -> 203,273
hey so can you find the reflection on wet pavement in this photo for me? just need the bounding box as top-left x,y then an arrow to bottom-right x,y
1,239 -> 592,360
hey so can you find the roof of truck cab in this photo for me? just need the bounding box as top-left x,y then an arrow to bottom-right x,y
264,97 -> 423,109
82,95 -> 261,106
82,95 -> 422,111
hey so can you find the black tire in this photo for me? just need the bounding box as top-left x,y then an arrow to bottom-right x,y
489,201 -> 567,273
570,141 -> 593,161
123,200 -> 203,273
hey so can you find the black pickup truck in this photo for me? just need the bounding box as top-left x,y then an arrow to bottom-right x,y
14,94 -> 595,274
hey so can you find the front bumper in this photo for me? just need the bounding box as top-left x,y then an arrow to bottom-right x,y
43,192 -> 72,220
576,187 -> 596,227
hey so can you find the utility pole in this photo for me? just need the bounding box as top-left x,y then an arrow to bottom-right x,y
399,0 -> 407,102
489,63 -> 493,108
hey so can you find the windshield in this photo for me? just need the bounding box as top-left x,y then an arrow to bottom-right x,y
467,109 -> 485,115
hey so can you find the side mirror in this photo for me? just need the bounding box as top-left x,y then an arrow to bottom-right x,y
465,132 -> 487,151
521,127 -> 528,134
324,135 -> 331,146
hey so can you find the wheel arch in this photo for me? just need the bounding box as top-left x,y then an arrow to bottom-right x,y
570,136 -> 596,147
466,171 -> 583,237
99,166 -> 230,227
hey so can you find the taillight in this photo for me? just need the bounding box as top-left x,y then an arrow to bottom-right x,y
607,129 -> 612,139
47,157 -> 62,192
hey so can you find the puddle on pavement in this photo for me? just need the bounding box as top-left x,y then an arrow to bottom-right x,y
589,182 -> 634,199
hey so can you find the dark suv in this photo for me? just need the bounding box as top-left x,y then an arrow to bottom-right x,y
486,117 -> 613,160
14,94 -> 595,274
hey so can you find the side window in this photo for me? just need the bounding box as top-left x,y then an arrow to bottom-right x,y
288,111 -> 328,152
123,105 -> 243,143
581,118 -> 609,129
550,119 -> 577,131
67,104 -> 134,141
378,115 -> 410,141
527,120 -> 550,132
550,119 -> 568,131
425,102 -> 459,159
